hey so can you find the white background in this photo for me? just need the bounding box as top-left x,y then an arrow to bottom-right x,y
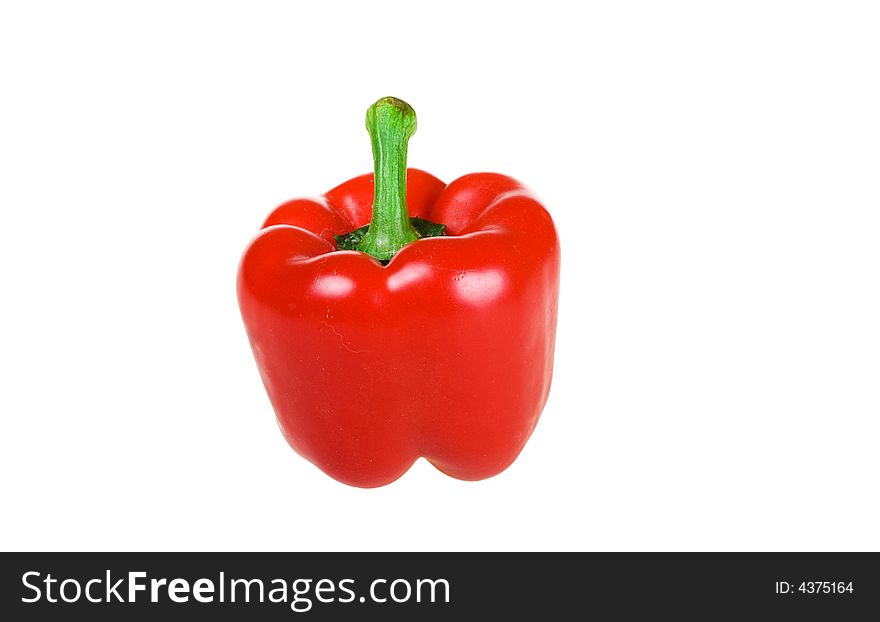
1,1 -> 878,551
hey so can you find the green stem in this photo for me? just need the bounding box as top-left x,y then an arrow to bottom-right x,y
355,97 -> 420,261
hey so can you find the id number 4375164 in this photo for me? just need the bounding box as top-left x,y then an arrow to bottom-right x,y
775,581 -> 854,595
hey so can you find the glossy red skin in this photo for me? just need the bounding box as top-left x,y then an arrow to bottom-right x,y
237,168 -> 560,487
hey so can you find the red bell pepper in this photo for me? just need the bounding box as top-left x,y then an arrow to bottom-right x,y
237,97 -> 560,487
